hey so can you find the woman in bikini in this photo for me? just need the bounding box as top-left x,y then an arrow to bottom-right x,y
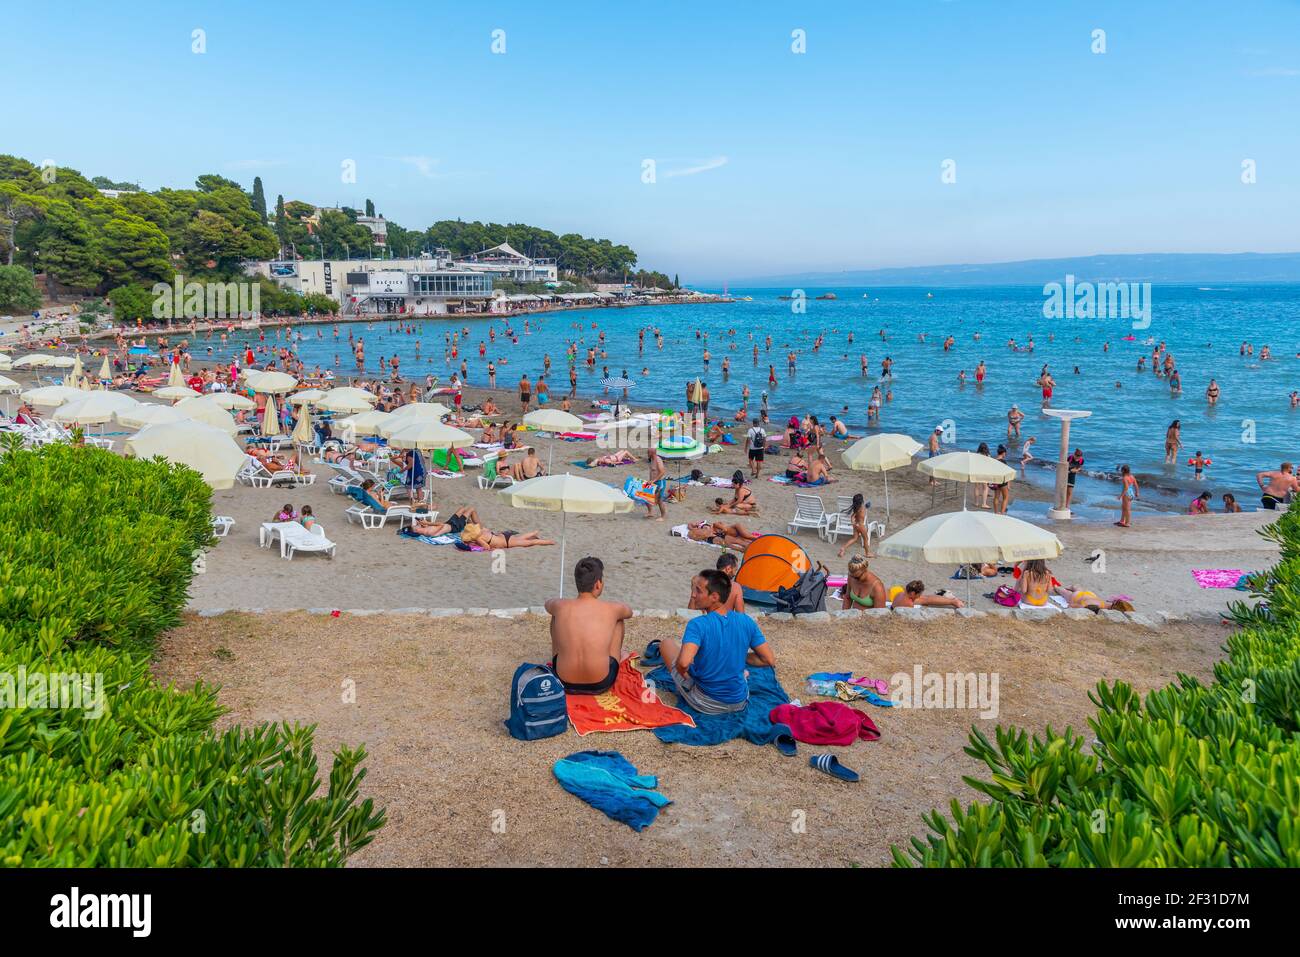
841,555 -> 887,610
713,471 -> 758,514
1164,420 -> 1182,465
836,493 -> 873,558
785,451 -> 808,482
461,523 -> 555,549
1018,559 -> 1053,607
1118,464 -> 1138,527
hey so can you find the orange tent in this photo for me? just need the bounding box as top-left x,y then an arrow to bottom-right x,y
735,535 -> 812,607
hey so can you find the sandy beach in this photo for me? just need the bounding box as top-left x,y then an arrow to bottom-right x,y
154,610 -> 1228,867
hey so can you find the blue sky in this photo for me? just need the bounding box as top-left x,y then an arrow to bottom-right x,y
5,0 -> 1299,282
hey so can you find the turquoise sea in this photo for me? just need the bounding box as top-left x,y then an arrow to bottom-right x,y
212,283 -> 1300,514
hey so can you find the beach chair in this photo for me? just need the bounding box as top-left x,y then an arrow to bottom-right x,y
478,451 -> 515,490
822,496 -> 886,545
343,486 -> 435,530
238,455 -> 297,489
282,523 -> 336,560
212,515 -> 236,537
787,493 -> 828,536
326,462 -> 366,495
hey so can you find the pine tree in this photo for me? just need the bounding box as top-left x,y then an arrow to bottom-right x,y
365,198 -> 375,217
274,194 -> 286,244
251,177 -> 267,222
673,273 -> 680,289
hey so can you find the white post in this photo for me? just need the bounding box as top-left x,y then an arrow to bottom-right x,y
558,509 -> 567,597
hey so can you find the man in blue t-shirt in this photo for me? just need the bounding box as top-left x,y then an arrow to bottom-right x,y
657,569 -> 776,714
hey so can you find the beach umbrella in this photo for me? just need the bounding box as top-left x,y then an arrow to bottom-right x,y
382,420 -> 473,449
343,409 -> 394,436
249,370 -> 297,394
287,388 -> 327,406
12,354 -> 52,368
167,361 -> 185,388
317,387 -> 376,413
66,354 -> 84,389
20,384 -> 82,407
523,408 -> 583,433
125,420 -> 246,490
841,433 -> 922,525
498,473 -> 636,596
47,355 -> 76,369
291,409 -> 314,446
388,401 -> 451,422
154,385 -> 200,402
601,376 -> 634,391
173,395 -> 240,435
52,392 -> 139,428
878,510 -> 1063,603
97,356 -> 111,385
0,354 -> 11,371
0,374 -> 21,416
261,395 -> 281,436
918,451 -> 1016,509
207,391 -> 256,411
117,403 -> 188,430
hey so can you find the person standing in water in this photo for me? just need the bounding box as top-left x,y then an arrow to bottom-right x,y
1117,464 -> 1139,528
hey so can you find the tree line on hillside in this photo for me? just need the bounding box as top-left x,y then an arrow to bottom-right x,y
0,152 -> 675,314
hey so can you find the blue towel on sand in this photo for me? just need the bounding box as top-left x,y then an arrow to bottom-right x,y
647,665 -> 791,746
553,751 -> 671,831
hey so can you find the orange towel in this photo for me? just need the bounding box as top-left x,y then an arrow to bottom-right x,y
566,657 -> 696,736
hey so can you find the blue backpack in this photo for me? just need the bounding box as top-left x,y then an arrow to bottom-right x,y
505,663 -> 568,741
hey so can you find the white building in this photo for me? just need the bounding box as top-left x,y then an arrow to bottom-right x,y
248,253 -> 493,316
456,243 -> 558,284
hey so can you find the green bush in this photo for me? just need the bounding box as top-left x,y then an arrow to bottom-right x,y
0,440 -> 385,866
894,500 -> 1300,868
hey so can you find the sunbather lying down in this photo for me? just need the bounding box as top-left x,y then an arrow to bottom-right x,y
461,523 -> 555,549
686,520 -> 761,550
1052,584 -> 1135,612
585,450 -> 636,467
411,506 -> 479,537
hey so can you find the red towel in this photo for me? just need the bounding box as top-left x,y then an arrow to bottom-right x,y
566,658 -> 696,736
768,701 -> 880,745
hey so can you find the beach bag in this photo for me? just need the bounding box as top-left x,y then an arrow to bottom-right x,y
775,568 -> 828,615
505,663 -> 568,741
994,585 -> 1022,607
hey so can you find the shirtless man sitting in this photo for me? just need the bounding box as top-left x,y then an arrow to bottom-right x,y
1256,462 -> 1299,510
544,557 -> 633,694
510,446 -> 546,481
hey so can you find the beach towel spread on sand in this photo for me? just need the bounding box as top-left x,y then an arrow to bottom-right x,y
553,751 -> 671,831
566,658 -> 696,735
1192,569 -> 1246,589
646,664 -> 791,746
768,701 -> 881,745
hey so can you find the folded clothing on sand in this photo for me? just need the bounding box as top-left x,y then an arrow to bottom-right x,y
647,664 -> 791,746
397,528 -> 458,546
566,658 -> 695,735
768,701 -> 881,745
553,751 -> 671,832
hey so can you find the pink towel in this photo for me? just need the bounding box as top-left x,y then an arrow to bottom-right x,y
1192,569 -> 1244,588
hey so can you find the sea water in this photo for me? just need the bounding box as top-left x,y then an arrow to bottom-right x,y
208,283 -> 1300,508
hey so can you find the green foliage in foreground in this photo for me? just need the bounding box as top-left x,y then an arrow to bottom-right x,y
0,441 -> 385,865
895,501 -> 1300,868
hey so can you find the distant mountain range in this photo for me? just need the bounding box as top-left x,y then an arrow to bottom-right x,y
720,252 -> 1300,288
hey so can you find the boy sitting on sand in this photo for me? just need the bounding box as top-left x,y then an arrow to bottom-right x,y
544,557 -> 633,695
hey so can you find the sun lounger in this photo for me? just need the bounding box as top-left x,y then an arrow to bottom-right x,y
325,462 -> 367,495
477,451 -> 514,490
212,516 -> 236,537
259,520 -> 336,559
787,493 -> 828,536
821,495 -> 884,544
238,455 -> 297,489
